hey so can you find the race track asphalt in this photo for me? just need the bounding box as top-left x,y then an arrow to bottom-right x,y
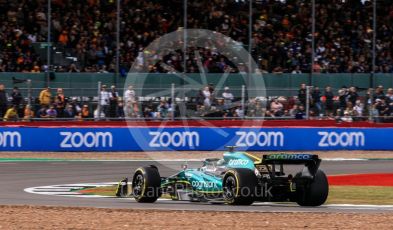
0,160 -> 392,213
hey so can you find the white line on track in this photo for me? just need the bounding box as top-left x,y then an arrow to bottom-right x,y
322,158 -> 367,161
24,182 -> 393,211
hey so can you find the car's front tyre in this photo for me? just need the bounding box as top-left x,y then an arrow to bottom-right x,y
222,168 -> 257,205
132,166 -> 161,203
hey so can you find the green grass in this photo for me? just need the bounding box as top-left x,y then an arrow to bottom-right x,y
78,185 -> 393,205
327,186 -> 393,205
76,185 -> 118,196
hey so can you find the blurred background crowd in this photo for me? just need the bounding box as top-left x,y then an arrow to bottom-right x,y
0,0 -> 392,73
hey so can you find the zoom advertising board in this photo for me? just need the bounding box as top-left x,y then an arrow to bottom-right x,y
0,127 -> 391,151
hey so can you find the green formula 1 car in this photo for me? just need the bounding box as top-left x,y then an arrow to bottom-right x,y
119,147 -> 329,206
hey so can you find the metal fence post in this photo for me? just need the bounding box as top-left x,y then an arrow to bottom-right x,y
27,79 -> 32,107
97,81 -> 102,119
46,0 -> 51,87
306,86 -> 310,120
171,83 -> 175,121
310,0 -> 315,87
178,0 -> 187,119
115,0 -> 120,86
248,0 -> 252,87
241,85 -> 245,118
371,0 -> 376,88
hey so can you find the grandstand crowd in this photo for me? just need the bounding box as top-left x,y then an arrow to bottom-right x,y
0,82 -> 392,122
0,0 -> 393,73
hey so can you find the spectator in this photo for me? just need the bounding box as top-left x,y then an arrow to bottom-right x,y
157,100 -> 169,118
298,83 -> 307,106
117,101 -> 125,118
3,105 -> 18,121
196,89 -> 205,107
235,106 -> 244,118
338,88 -> 348,113
289,104 -> 299,117
264,110 -> 274,118
224,108 -> 238,118
79,105 -> 92,119
11,87 -> 23,107
0,84 -> 8,118
196,105 -> 208,117
222,87 -> 234,107
39,87 -> 52,106
143,102 -> 156,118
366,88 -> 375,105
109,85 -> 119,118
202,86 -> 212,108
37,106 -> 49,119
386,88 -> 393,102
46,105 -> 58,118
354,100 -> 364,118
208,83 -> 215,94
323,86 -> 334,114
311,87 -> 322,114
213,98 -> 226,117
69,98 -> 82,114
341,111 -> 353,122
347,87 -> 359,106
125,100 -> 136,118
124,85 -> 136,104
247,98 -> 264,117
270,98 -> 284,116
373,86 -> 385,101
55,88 -> 66,117
63,104 -> 76,118
295,105 -> 306,119
124,85 -> 139,117
291,66 -> 302,74
94,106 -> 105,120
68,63 -> 80,72
344,102 -> 356,117
99,85 -> 110,117
23,105 -> 34,121
376,98 -> 390,121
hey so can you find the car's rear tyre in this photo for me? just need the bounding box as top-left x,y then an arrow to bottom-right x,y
132,166 -> 161,203
295,169 -> 329,206
223,168 -> 257,205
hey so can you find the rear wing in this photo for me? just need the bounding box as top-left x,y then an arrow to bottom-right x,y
262,154 -> 321,176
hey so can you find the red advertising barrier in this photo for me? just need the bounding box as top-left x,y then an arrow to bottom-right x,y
1,120 -> 393,128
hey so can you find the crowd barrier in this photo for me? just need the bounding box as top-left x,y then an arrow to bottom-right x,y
0,126 -> 391,151
2,72 -> 393,97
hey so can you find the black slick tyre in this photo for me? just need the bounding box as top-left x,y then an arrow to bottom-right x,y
222,168 -> 257,205
295,169 -> 329,206
132,166 -> 161,203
